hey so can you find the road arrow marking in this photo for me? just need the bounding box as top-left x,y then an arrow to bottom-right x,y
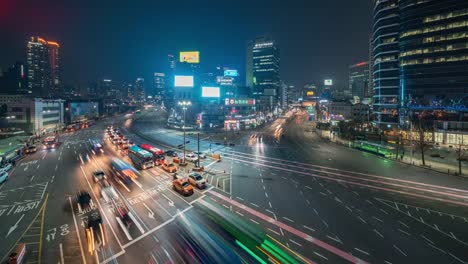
6,214 -> 25,237
142,202 -> 155,219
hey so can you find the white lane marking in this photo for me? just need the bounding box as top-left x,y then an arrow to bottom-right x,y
398,220 -> 409,229
335,197 -> 343,203
250,219 -> 260,225
305,186 -> 312,190
427,243 -> 446,254
59,243 -> 65,264
236,196 -> 244,201
398,229 -> 410,236
264,192 -> 269,198
450,232 -> 457,239
355,248 -> 370,256
235,211 -> 244,217
36,164 -> 40,169
380,208 -> 389,215
30,176 -> 35,182
267,228 -> 280,236
289,239 -> 302,247
420,235 -> 434,244
372,216 -> 383,223
374,229 -> 384,238
116,216 -> 133,241
314,252 -> 328,260
306,199 -> 310,205
55,165 -> 58,171
357,216 -> 367,224
68,198 -> 87,264
128,212 -> 145,235
282,217 -> 294,223
268,201 -> 272,208
448,252 -> 466,264
250,203 -> 259,208
322,220 -> 329,228
262,186 -> 266,190
345,206 -> 353,212
24,166 -> 28,171
393,245 -> 407,256
327,235 -> 342,244
303,225 -> 316,232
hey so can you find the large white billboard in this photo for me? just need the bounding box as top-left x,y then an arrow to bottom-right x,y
202,87 -> 220,98
174,75 -> 194,87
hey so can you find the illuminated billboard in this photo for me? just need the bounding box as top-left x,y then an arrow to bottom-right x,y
224,70 -> 238,77
306,91 -> 315,96
179,51 -> 200,63
324,79 -> 333,86
202,87 -> 220,98
174,75 -> 194,87
224,98 -> 255,106
70,102 -> 99,122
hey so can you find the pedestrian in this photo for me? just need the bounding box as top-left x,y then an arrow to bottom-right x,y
12,160 -> 16,166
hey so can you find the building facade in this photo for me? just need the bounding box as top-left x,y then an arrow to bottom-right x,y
349,61 -> 370,99
0,62 -> 28,94
399,0 -> 468,113
0,95 -> 64,134
372,0 -> 400,127
26,37 -> 61,98
152,73 -> 165,101
246,37 -> 280,111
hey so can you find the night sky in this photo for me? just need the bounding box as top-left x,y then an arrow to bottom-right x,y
0,0 -> 372,88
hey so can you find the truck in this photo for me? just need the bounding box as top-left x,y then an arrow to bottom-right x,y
110,158 -> 140,187
139,143 -> 165,166
128,146 -> 154,170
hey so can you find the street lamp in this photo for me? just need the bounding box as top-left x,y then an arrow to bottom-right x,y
178,101 -> 191,164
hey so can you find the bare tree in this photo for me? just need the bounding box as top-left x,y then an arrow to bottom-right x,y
414,118 -> 431,166
456,138 -> 467,176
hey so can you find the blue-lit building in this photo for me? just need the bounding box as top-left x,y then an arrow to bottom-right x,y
372,0 -> 400,128
399,0 -> 468,117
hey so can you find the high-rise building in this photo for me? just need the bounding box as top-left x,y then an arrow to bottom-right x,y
349,61 -> 370,99
0,62 -> 28,94
372,0 -> 400,128
399,0 -> 468,112
152,73 -> 165,100
246,37 -> 280,110
26,37 -> 61,98
135,78 -> 145,103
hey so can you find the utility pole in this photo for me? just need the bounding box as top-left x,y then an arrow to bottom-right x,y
178,101 -> 191,164
197,132 -> 200,168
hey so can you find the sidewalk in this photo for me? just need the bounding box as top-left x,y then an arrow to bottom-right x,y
321,132 -> 468,177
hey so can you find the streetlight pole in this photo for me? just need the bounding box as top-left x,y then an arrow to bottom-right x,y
178,101 -> 191,164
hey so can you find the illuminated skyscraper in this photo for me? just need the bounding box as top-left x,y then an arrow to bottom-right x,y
26,36 -> 61,97
372,0 -> 400,128
246,37 -> 280,110
349,61 -> 370,99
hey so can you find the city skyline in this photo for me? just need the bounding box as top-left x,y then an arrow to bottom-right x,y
0,0 -> 372,87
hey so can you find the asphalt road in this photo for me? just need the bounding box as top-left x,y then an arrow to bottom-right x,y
1,110 -> 468,264
131,110 -> 468,263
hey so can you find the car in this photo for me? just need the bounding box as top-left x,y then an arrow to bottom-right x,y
0,163 -> 13,173
85,209 -> 107,253
188,172 -> 206,189
115,203 -> 133,228
172,178 -> 194,196
76,191 -> 94,213
165,150 -> 178,157
128,141 -> 135,146
99,179 -> 119,202
25,145 -> 38,154
112,138 -> 119,145
162,163 -> 177,173
193,152 -> 206,159
92,170 -> 107,182
0,171 -> 8,184
185,153 -> 198,162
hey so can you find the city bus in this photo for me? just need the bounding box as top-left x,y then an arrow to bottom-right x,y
89,139 -> 104,154
139,143 -> 165,165
128,146 -> 154,170
43,136 -> 58,150
110,158 -> 140,187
